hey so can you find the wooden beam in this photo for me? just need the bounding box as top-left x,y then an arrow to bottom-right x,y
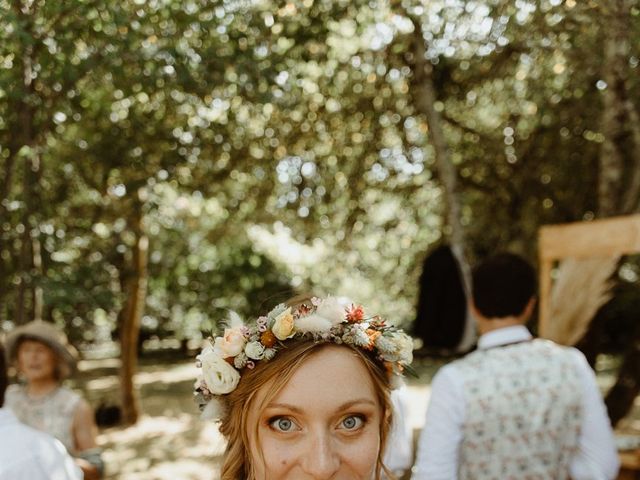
539,214 -> 640,261
538,214 -> 640,339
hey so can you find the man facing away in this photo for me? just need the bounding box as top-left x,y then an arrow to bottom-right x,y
0,340 -> 83,480
412,253 -> 620,480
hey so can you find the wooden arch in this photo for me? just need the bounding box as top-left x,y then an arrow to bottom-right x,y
538,214 -> 640,338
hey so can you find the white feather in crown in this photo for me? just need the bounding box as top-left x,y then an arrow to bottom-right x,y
314,296 -> 347,326
295,313 -> 333,333
201,396 -> 229,421
226,310 -> 244,328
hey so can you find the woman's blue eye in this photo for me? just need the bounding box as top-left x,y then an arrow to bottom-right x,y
341,415 -> 364,430
269,417 -> 295,432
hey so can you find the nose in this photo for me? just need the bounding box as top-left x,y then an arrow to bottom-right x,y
300,430 -> 341,479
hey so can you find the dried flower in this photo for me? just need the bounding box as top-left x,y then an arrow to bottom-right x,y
346,304 -> 365,322
245,340 -> 266,360
199,348 -> 241,395
213,327 -> 246,358
194,297 -> 413,420
272,307 -> 295,340
260,330 -> 277,348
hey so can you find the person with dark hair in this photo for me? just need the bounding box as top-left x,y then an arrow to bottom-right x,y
0,340 -> 82,479
412,252 -> 619,480
413,245 -> 471,353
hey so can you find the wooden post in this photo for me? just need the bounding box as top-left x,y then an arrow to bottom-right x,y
537,214 -> 640,338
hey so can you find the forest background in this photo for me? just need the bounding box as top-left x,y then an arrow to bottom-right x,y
1,0 -> 640,477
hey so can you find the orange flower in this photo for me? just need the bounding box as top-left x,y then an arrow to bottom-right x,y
261,330 -> 277,348
364,329 -> 381,350
369,315 -> 386,328
346,304 -> 365,323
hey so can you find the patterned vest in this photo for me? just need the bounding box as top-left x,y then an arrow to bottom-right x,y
5,384 -> 81,453
454,339 -> 583,480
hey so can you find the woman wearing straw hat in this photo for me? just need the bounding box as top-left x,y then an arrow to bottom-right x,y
5,320 -> 103,480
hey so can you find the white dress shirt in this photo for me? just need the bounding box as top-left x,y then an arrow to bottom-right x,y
0,408 -> 83,480
412,325 -> 620,480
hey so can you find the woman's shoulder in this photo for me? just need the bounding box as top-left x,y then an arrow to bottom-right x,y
56,386 -> 83,407
5,383 -> 26,401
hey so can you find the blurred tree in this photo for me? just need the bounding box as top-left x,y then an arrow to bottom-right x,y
2,0 -> 640,425
595,0 -> 640,425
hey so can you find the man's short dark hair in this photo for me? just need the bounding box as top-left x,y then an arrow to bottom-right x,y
0,342 -> 6,407
472,253 -> 536,319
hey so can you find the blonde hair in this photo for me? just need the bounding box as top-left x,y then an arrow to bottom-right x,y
218,340 -> 395,480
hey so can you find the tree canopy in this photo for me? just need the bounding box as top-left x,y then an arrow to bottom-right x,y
1,0 -> 638,357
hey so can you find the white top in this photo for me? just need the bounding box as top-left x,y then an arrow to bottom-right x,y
383,383 -> 415,478
5,384 -> 82,452
412,325 -> 620,480
0,408 -> 83,480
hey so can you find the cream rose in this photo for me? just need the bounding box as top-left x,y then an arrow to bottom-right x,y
200,349 -> 241,395
213,327 -> 246,358
272,307 -> 295,340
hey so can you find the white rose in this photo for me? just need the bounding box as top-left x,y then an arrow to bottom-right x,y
272,307 -> 295,340
200,349 -> 241,395
316,297 -> 346,326
213,327 -> 246,358
245,340 -> 266,360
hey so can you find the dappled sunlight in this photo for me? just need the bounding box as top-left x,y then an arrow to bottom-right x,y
84,359 -> 227,479
86,376 -> 120,391
117,460 -> 220,480
100,415 -> 196,444
135,363 -> 199,385
100,414 -> 226,479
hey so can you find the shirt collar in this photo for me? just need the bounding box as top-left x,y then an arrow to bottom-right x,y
477,325 -> 532,350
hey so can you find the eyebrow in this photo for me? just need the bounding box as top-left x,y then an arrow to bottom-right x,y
265,398 -> 378,414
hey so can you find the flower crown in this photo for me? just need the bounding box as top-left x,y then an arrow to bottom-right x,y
194,296 -> 414,419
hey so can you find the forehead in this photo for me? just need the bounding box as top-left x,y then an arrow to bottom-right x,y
18,339 -> 53,352
266,346 -> 380,411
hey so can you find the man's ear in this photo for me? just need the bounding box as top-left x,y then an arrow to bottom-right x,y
522,297 -> 537,320
468,300 -> 479,320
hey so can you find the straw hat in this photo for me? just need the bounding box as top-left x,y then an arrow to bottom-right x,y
5,320 -> 79,379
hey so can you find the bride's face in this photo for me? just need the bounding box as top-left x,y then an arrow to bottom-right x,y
247,345 -> 383,480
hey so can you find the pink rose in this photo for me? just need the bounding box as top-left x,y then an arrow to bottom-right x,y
213,327 -> 246,358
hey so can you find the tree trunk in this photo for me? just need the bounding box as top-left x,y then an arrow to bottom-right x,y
12,1 -> 40,325
605,322 -> 640,426
119,203 -> 149,426
403,14 -> 475,352
596,0 -> 640,423
598,0 -> 632,218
